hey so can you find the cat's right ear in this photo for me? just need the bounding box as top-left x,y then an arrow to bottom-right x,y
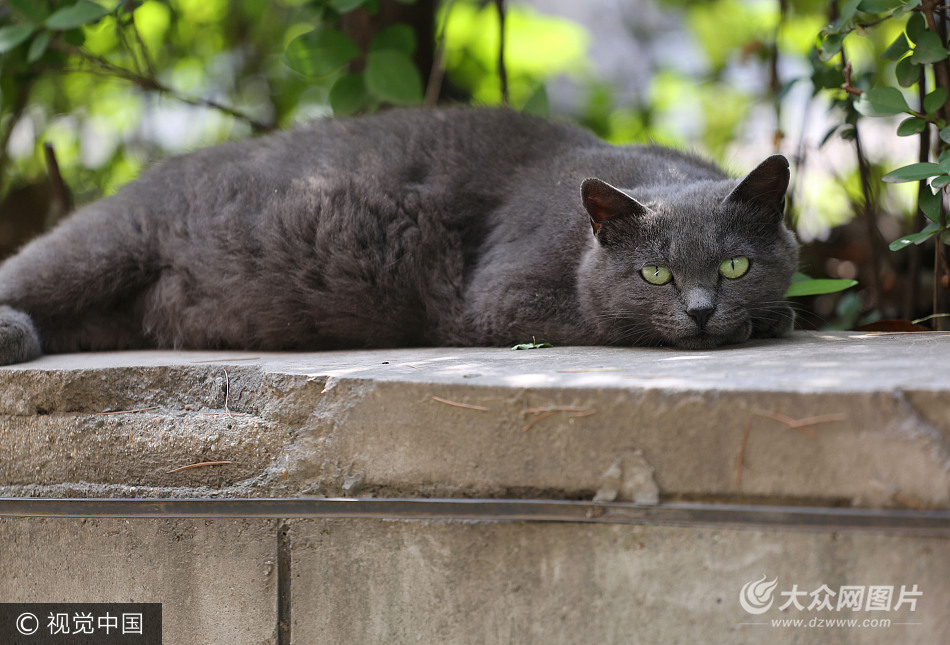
724,154 -> 790,216
581,178 -> 650,236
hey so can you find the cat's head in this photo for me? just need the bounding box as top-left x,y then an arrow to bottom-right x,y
576,155 -> 798,349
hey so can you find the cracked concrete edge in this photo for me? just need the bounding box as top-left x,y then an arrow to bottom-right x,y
1,357 -> 949,507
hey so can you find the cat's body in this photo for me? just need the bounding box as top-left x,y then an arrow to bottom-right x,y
0,107 -> 798,364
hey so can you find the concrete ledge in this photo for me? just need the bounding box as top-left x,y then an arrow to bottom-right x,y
1,331 -> 948,507
2,331 -> 950,644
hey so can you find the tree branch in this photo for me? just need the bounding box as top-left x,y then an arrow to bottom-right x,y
58,44 -> 274,133
494,0 -> 509,105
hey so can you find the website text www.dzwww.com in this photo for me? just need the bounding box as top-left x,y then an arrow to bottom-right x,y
770,617 -> 893,628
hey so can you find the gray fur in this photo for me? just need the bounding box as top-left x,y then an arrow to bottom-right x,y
0,107 -> 798,365
0,305 -> 41,364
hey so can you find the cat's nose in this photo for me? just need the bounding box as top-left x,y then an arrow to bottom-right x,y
687,305 -> 715,330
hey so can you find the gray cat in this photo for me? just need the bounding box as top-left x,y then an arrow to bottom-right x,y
0,107 -> 797,364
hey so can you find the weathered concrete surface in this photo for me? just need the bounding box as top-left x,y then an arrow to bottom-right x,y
1,332 -> 949,645
1,331 -> 948,507
0,517 -> 278,644
288,518 -> 948,645
1,331 -> 949,506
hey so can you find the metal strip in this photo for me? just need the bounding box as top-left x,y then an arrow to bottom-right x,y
1,497 -> 948,535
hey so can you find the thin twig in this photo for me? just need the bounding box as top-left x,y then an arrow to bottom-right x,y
431,395 -> 489,411
128,10 -> 156,78
95,406 -> 159,416
521,410 -> 555,433
494,0 -> 509,104
114,11 -> 141,76
201,369 -> 247,416
753,410 -> 846,437
840,43 -> 888,311
57,44 -> 273,132
840,61 -> 862,96
520,406 -> 596,432
424,0 -> 457,106
167,460 -> 234,474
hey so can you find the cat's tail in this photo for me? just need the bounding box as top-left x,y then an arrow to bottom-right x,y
0,306 -> 42,365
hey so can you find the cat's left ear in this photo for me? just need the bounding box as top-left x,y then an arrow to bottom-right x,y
723,154 -> 789,217
581,178 -> 650,236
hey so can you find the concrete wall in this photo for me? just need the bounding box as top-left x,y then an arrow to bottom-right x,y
2,333 -> 949,643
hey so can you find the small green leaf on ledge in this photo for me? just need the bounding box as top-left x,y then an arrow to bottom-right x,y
512,337 -> 554,350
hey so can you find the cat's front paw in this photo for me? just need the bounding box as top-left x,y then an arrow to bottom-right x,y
750,302 -> 795,339
0,306 -> 42,364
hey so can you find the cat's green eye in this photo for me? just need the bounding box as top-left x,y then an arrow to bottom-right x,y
719,256 -> 750,279
640,265 -> 672,285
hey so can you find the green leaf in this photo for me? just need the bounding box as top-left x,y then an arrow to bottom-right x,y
920,186 -> 943,221
10,0 -> 49,22
511,337 -> 553,350
329,0 -> 368,12
393,0 -> 418,3
811,65 -> 845,91
329,74 -> 368,115
895,0 -> 922,13
906,11 -> 927,42
26,29 -> 52,63
933,175 -> 950,189
364,49 -> 423,105
910,30 -> 949,64
521,85 -> 549,117
820,124 -> 841,147
840,0 -> 862,21
859,0 -> 904,11
0,24 -> 35,54
819,32 -> 845,61
941,126 -> 950,144
785,279 -> 858,298
895,56 -> 920,87
897,116 -> 928,136
283,28 -> 360,78
883,32 -> 910,60
939,149 -> 950,173
882,162 -> 944,183
889,221 -> 940,250
855,87 -> 911,117
370,24 -> 415,55
45,0 -> 110,30
925,87 -> 948,115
